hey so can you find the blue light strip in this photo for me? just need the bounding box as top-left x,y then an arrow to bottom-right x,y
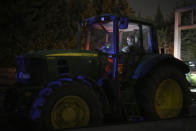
147,31 -> 152,51
113,17 -> 119,80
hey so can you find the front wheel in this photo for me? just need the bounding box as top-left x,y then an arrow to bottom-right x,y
30,80 -> 103,130
137,65 -> 191,120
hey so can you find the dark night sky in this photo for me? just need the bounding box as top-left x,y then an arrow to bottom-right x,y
128,0 -> 196,17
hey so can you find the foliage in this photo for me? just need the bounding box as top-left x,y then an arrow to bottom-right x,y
154,5 -> 165,30
0,0 -> 134,67
154,0 -> 196,55
154,5 -> 173,54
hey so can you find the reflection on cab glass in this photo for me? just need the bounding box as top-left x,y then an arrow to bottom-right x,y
89,21 -> 114,54
142,25 -> 152,52
85,21 -> 152,54
119,23 -> 140,53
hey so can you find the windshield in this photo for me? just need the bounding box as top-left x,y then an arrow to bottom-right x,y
84,21 -> 114,54
81,18 -> 153,54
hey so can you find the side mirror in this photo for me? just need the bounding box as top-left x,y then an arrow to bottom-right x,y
119,17 -> 128,29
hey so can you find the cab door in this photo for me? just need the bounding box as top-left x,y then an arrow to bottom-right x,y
118,23 -> 154,80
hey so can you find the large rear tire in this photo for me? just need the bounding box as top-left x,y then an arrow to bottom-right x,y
137,65 -> 191,120
30,79 -> 103,130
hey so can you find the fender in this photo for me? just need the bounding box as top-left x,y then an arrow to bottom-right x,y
132,54 -> 190,79
43,74 -> 110,115
58,74 -> 110,114
76,75 -> 110,114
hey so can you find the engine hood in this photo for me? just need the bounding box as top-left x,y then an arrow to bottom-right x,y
19,49 -> 99,58
15,49 -> 106,85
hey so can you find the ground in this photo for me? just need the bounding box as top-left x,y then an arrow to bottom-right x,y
71,103 -> 196,131
0,103 -> 196,131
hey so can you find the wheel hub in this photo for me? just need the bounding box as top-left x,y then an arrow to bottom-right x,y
155,79 -> 183,119
62,107 -> 77,122
51,96 -> 90,129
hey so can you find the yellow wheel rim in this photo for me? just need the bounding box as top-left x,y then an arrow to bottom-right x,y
51,96 -> 90,129
155,79 -> 183,119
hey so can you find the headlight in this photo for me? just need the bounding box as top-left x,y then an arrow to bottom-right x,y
15,72 -> 31,79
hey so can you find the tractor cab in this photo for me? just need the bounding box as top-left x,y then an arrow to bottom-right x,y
79,14 -> 158,79
81,14 -> 157,54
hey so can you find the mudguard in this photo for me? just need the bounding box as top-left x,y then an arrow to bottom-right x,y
75,75 -> 110,113
132,54 -> 190,79
58,74 -> 110,114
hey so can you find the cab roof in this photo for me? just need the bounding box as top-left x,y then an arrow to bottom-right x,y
83,14 -> 154,27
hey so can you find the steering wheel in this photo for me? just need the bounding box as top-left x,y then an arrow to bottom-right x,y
99,42 -> 111,51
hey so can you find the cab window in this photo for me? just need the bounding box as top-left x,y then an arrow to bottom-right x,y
119,23 -> 140,53
142,25 -> 153,53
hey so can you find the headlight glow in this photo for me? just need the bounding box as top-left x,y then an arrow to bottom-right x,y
15,72 -> 31,79
101,17 -> 104,21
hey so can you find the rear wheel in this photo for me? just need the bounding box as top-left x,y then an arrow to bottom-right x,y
30,80 -> 103,130
155,79 -> 183,118
137,65 -> 191,120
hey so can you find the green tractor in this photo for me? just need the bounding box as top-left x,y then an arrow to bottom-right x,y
7,14 -> 191,130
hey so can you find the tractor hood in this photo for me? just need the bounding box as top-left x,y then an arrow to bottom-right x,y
19,49 -> 98,58
15,49 -> 105,85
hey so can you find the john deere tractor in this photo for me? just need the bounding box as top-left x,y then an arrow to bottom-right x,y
6,14 -> 191,130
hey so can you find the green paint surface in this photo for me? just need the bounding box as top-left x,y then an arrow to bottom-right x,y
186,73 -> 196,86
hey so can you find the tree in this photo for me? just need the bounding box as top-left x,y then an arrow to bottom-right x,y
0,0 -> 135,67
118,0 -> 135,16
154,5 -> 170,54
154,5 -> 165,29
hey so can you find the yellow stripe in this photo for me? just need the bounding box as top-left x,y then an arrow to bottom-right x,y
46,53 -> 98,57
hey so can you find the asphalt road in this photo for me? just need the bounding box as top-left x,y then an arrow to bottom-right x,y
69,117 -> 196,131
67,103 -> 196,131
0,102 -> 196,131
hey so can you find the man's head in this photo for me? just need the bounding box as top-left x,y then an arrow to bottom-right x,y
127,35 -> 134,46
